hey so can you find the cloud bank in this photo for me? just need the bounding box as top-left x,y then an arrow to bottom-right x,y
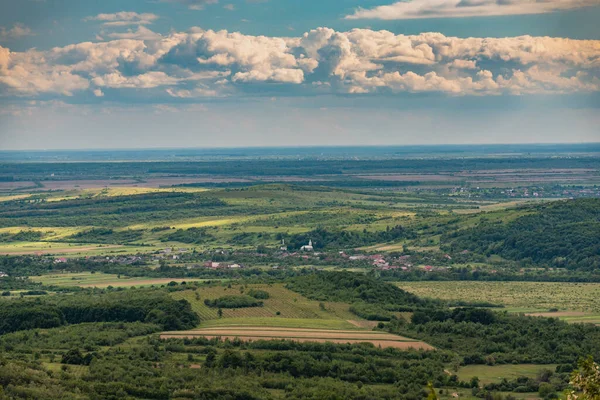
85,12 -> 159,26
346,0 -> 598,20
0,27 -> 599,100
159,0 -> 219,10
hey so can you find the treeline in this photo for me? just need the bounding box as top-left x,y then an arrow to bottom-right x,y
0,289 -> 198,335
64,228 -> 144,244
162,227 -> 215,244
282,225 -> 413,250
378,267 -> 600,283
442,199 -> 600,270
391,309 -> 600,365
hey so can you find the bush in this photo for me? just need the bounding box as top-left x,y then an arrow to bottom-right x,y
204,295 -> 263,309
246,289 -> 270,300
349,303 -> 392,321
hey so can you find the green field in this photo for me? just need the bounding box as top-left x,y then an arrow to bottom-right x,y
456,364 -> 558,385
30,272 -> 205,288
396,281 -> 600,324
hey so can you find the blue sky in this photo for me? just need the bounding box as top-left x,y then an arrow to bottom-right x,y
0,0 -> 599,149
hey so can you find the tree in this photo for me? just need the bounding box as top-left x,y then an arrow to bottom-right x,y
427,382 -> 439,400
568,357 -> 600,400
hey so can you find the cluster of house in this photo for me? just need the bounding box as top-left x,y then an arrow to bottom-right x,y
201,261 -> 245,269
0,271 -> 8,278
340,252 -> 450,272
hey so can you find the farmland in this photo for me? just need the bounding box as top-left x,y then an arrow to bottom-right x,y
161,326 -> 433,350
0,147 -> 599,399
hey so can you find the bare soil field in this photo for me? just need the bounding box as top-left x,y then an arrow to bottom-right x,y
39,180 -> 140,190
34,177 -> 253,190
357,174 -> 457,182
161,326 -> 433,350
0,181 -> 36,190
161,335 -> 432,350
143,177 -> 252,186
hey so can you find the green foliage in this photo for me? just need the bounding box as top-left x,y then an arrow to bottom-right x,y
0,230 -> 44,242
391,310 -> 600,365
0,303 -> 65,335
349,302 -> 393,321
0,192 -> 227,228
0,289 -> 198,335
568,356 -> 600,400
204,295 -> 264,308
285,225 -> 413,250
65,228 -> 143,244
286,271 -> 433,310
163,227 -> 214,244
246,289 -> 270,300
0,322 -> 160,351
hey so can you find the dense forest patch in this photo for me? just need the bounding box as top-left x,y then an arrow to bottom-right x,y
204,295 -> 264,308
0,289 -> 198,335
283,225 -> 414,250
286,271 -> 431,309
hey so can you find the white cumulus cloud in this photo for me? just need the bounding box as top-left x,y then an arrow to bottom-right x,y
0,28 -> 598,99
346,0 -> 599,20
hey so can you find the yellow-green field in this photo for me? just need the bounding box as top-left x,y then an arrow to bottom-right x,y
396,281 -> 600,324
30,272 -> 206,288
171,283 -> 357,326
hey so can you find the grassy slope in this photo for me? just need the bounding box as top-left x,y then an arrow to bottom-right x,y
170,283 -> 359,330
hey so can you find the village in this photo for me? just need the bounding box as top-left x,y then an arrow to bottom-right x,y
52,237 -> 459,274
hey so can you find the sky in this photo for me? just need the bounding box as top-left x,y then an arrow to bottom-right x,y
0,0 -> 599,149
